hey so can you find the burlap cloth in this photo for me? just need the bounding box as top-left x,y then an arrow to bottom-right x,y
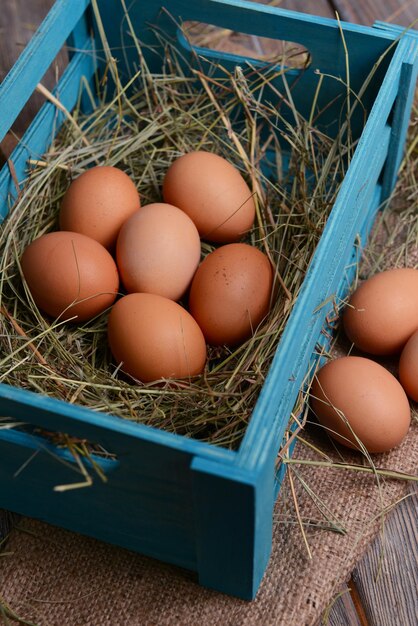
1,151 -> 418,626
0,416 -> 417,626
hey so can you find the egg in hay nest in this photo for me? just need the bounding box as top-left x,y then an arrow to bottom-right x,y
189,243 -> 274,346
163,151 -> 255,243
108,293 -> 207,383
21,231 -> 119,322
116,203 -> 201,301
60,166 -> 140,250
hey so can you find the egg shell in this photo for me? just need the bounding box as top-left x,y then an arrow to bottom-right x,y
116,203 -> 201,301
108,293 -> 207,382
343,268 -> 418,355
189,243 -> 273,346
21,231 -> 119,322
399,330 -> 418,402
60,166 -> 140,249
162,151 -> 255,243
310,356 -> 411,453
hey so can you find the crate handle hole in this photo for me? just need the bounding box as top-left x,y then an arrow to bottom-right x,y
178,22 -> 311,70
5,421 -> 119,487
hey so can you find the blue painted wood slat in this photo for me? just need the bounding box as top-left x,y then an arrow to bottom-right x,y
0,0 -> 90,143
0,382 -> 235,462
237,35 -> 417,471
0,428 -> 199,570
378,24 -> 418,202
0,0 -> 416,599
96,0 -> 397,140
192,450 -> 275,598
0,43 -> 95,212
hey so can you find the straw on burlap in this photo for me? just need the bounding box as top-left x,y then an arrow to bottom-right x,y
1,420 -> 417,626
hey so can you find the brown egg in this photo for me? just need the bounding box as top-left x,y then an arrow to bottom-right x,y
343,268 -> 418,355
189,243 -> 273,346
310,356 -> 411,453
60,166 -> 140,249
21,231 -> 119,322
108,293 -> 207,382
399,330 -> 418,402
162,151 -> 255,243
116,203 -> 201,301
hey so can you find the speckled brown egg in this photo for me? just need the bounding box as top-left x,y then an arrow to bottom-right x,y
310,356 -> 411,453
343,268 -> 418,355
189,243 -> 273,346
399,330 -> 418,402
107,293 -> 207,382
21,231 -> 119,322
60,166 -> 140,249
116,203 -> 201,301
162,151 -> 255,243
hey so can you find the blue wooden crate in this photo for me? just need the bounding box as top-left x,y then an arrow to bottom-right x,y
0,0 -> 417,600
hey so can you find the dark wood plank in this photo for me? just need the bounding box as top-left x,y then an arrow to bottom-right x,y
0,0 -> 67,161
0,0 -> 65,125
320,584 -> 363,626
332,0 -> 418,26
352,492 -> 418,626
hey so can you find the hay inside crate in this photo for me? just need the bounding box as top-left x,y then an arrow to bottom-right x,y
1,29 -> 357,451
0,0 -> 416,600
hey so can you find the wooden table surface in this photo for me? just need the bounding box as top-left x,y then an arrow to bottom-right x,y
0,1 -> 417,625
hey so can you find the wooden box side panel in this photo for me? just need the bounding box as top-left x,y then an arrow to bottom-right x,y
96,0 -> 395,139
0,384 -> 237,576
1,427 -> 198,570
238,34 -> 417,470
0,421 -> 270,599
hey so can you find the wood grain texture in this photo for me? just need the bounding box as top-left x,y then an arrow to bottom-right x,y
320,584 -> 362,626
333,0 -> 418,26
0,0 -> 67,160
352,491 -> 418,626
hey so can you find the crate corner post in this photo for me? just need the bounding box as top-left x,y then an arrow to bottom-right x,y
191,456 -> 274,600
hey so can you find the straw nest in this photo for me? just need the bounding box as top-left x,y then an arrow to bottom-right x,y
0,10 -> 410,456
